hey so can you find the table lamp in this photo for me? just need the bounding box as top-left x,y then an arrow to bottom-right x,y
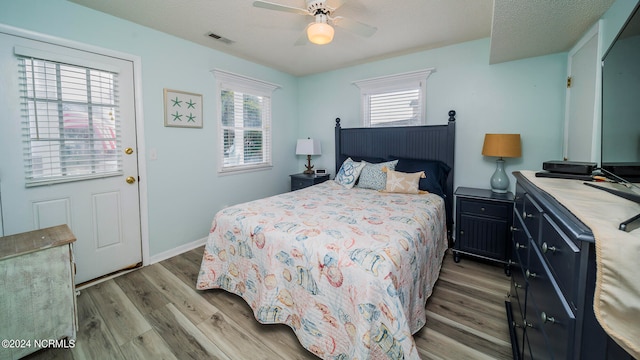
482,134 -> 522,193
296,138 -> 321,174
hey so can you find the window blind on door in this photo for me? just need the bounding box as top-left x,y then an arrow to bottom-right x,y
17,56 -> 122,187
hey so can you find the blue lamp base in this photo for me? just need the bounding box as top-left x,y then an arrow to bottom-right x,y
490,158 -> 509,193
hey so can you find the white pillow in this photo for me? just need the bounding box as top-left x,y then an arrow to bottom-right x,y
334,158 -> 366,189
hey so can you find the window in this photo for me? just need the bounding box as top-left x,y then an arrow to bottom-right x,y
17,48 -> 121,187
213,70 -> 279,174
353,69 -> 435,127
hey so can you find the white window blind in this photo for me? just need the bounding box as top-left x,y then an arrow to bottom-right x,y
354,68 -> 435,127
18,56 -> 121,186
213,70 -> 279,174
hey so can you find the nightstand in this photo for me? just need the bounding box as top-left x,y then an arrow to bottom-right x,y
454,187 -> 514,275
290,173 -> 330,191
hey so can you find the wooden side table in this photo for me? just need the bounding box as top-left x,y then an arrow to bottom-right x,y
0,225 -> 77,359
453,187 -> 514,275
290,173 -> 330,191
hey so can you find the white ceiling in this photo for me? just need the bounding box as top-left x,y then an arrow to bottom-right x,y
68,0 -> 615,77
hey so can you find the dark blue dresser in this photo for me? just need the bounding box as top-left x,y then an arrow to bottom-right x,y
506,172 -> 632,359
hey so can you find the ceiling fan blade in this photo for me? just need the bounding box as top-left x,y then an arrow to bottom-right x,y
332,16 -> 377,37
294,34 -> 309,46
294,24 -> 311,46
327,0 -> 345,12
252,1 -> 309,16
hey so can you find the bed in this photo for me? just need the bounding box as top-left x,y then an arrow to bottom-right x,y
197,111 -> 456,359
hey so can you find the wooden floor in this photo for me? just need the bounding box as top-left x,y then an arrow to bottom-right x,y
27,247 -> 512,360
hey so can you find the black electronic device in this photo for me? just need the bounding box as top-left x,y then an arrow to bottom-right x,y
535,171 -> 593,181
601,2 -> 640,183
542,160 -> 596,175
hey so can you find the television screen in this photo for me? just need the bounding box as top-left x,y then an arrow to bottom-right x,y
601,3 -> 640,183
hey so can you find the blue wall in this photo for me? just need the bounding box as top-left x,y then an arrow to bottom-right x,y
297,38 -> 567,191
0,0 -> 637,259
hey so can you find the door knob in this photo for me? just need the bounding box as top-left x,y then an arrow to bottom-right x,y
126,176 -> 136,184
125,147 -> 134,155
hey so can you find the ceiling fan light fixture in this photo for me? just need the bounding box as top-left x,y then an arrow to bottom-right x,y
307,15 -> 334,45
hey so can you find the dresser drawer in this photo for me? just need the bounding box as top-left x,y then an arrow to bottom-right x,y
515,182 -> 526,216
541,214 -> 581,309
526,243 -> 576,360
511,268 -> 527,326
522,194 -> 543,242
459,198 -> 510,219
512,214 -> 529,276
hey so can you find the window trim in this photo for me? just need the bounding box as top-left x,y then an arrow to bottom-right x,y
353,68 -> 435,127
212,69 -> 280,175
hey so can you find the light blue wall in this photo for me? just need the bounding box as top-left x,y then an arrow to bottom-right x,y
297,38 -> 567,191
0,0 -> 300,255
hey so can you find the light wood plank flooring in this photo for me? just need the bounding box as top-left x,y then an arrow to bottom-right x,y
26,248 -> 512,360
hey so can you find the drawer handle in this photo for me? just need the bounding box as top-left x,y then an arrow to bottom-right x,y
513,281 -> 522,289
541,312 -> 556,324
523,211 -> 533,219
512,320 -> 523,329
515,242 -> 527,249
480,207 -> 486,212
541,242 -> 557,254
524,320 -> 534,328
525,269 -> 537,279
510,226 -> 520,232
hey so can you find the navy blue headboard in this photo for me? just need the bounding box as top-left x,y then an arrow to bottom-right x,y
334,110 -> 456,243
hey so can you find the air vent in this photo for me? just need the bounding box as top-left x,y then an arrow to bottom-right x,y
207,32 -> 234,45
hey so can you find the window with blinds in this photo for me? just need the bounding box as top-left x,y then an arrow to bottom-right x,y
18,56 -> 121,186
353,69 -> 435,127
213,70 -> 279,174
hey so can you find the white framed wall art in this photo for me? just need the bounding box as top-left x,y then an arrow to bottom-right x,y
164,88 -> 203,128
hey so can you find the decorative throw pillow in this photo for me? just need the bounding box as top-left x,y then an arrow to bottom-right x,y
392,156 -> 451,198
335,158 -> 366,189
356,160 -> 399,190
383,168 -> 426,194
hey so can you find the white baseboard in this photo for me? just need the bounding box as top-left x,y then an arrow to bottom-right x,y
147,236 -> 207,265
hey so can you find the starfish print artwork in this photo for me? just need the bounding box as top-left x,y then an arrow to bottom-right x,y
164,89 -> 202,128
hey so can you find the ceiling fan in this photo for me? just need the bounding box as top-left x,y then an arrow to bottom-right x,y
252,0 -> 377,45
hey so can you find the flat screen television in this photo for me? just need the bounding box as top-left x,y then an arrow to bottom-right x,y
601,3 -> 640,183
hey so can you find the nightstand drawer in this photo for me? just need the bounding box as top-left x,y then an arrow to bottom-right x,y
290,173 -> 330,191
459,198 -> 510,219
292,179 -> 310,191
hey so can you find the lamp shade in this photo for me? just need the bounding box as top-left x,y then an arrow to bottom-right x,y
296,139 -> 322,156
307,22 -> 334,45
482,134 -> 522,158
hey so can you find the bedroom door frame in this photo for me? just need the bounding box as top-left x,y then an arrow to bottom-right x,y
0,23 -> 151,277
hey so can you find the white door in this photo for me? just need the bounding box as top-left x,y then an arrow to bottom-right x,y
564,22 -> 601,162
0,32 -> 142,284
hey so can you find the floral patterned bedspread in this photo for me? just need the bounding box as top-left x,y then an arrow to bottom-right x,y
196,180 -> 448,359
